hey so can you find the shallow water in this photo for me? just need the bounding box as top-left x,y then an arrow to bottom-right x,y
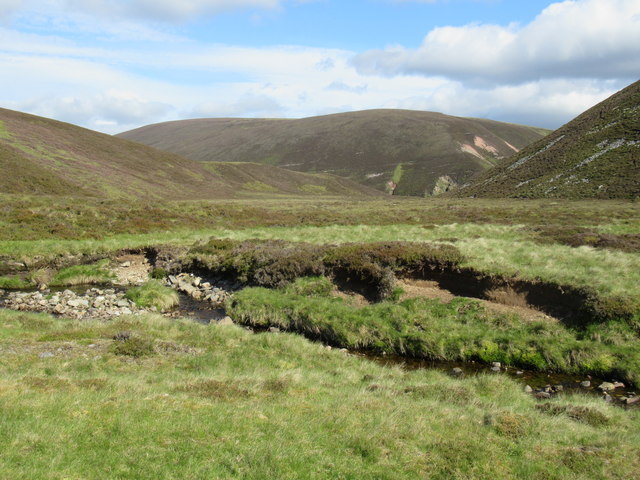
358,353 -> 638,407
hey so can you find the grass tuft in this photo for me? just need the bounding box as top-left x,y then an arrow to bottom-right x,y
50,259 -> 114,286
125,280 -> 179,312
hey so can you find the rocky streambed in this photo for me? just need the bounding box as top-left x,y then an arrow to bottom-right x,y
0,272 -> 236,323
2,288 -> 142,320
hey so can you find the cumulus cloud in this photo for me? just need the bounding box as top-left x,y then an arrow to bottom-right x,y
353,0 -> 640,84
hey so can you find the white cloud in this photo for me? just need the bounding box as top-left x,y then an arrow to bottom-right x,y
353,0 -> 640,84
0,0 -> 23,19
10,0 -> 301,24
0,0 -> 634,133
325,81 -> 368,94
21,91 -> 172,128
191,93 -> 284,118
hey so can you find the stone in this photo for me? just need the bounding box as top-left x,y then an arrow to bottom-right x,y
515,371 -> 524,375
120,261 -> 131,268
624,396 -> 640,405
218,316 -> 234,326
451,367 -> 464,376
490,366 -> 501,372
535,391 -> 552,399
613,382 -> 625,389
554,385 -> 564,392
524,385 -> 533,393
580,381 -> 591,388
269,327 -> 281,333
116,299 -> 130,308
39,351 -> 54,358
603,393 -> 613,403
598,382 -> 616,391
491,362 -> 501,368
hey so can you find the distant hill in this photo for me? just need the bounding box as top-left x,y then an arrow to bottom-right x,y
0,108 -> 378,199
454,80 -> 640,199
118,110 -> 549,196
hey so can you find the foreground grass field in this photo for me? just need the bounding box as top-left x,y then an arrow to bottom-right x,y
1,309 -> 639,479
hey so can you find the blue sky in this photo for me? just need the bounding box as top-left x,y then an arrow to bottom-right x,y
0,0 -> 638,133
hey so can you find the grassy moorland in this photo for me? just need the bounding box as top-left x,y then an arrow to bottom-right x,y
1,193 -> 639,478
2,195 -> 638,299
0,308 -> 639,480
2,195 -> 638,376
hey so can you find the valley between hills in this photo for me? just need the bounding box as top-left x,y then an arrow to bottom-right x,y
0,80 -> 639,479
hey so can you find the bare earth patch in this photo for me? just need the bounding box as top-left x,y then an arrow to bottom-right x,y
112,254 -> 151,286
397,278 -> 557,323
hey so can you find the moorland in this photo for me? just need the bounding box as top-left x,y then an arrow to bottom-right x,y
0,80 -> 639,479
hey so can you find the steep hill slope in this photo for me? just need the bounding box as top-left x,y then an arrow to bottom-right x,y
0,108 -> 378,199
455,80 -> 640,199
118,110 -> 548,196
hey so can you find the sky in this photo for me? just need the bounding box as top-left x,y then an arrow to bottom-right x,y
0,0 -> 638,134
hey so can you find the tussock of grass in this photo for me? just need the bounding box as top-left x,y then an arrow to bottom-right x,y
0,308 -> 639,479
0,275 -> 30,289
227,278 -> 640,383
49,259 -> 115,286
125,280 -> 179,312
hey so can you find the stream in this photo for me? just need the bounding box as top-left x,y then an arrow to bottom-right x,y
1,285 -> 638,408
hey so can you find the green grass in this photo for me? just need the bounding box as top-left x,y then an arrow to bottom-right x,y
0,308 -> 638,479
227,278 -> 640,384
49,259 -> 115,286
126,280 -> 179,312
0,275 -> 30,289
392,163 -> 404,184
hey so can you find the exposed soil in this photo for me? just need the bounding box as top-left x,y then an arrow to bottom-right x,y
112,254 -> 151,286
396,278 -> 557,323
